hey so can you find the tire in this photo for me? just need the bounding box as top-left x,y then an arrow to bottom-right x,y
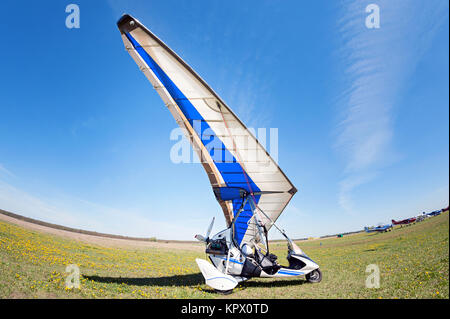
306,269 -> 322,283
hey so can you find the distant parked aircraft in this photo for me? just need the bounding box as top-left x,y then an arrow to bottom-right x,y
364,224 -> 393,233
426,210 -> 442,217
391,217 -> 416,225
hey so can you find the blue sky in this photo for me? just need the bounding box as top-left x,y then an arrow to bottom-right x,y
0,0 -> 448,240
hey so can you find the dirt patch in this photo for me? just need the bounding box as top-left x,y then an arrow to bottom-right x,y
8,291 -> 28,299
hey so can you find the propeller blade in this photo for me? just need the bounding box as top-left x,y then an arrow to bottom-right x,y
195,234 -> 206,242
205,217 -> 215,239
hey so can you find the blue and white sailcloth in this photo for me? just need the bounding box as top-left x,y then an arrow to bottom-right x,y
117,14 -> 297,247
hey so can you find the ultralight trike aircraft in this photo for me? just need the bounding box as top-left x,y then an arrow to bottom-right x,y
117,14 -> 322,293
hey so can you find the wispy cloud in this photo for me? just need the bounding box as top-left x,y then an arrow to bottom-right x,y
337,172 -> 377,216
335,0 -> 448,214
0,164 -> 15,178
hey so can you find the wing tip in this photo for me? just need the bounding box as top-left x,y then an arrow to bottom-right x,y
288,187 -> 298,195
117,14 -> 139,33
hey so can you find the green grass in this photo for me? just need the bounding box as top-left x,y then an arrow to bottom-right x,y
0,212 -> 448,298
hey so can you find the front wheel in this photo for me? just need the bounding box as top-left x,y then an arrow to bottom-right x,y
306,269 -> 322,283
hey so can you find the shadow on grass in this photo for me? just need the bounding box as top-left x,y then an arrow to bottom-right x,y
199,278 -> 308,294
240,279 -> 307,288
83,273 -> 203,287
84,273 -> 307,290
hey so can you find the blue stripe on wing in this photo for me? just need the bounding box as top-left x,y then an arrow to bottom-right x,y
125,32 -> 260,245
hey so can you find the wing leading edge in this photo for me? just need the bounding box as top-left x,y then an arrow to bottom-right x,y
117,14 -> 297,246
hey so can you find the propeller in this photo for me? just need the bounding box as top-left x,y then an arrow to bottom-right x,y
195,217 -> 215,243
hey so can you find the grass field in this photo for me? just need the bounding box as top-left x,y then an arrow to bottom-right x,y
0,211 -> 448,299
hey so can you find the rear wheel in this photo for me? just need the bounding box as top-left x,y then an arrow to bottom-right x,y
306,269 -> 322,283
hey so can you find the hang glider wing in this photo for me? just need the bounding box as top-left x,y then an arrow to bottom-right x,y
117,14 -> 297,246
